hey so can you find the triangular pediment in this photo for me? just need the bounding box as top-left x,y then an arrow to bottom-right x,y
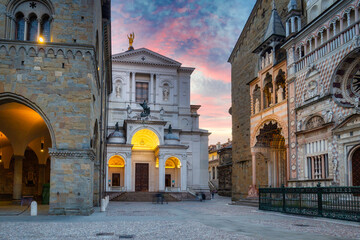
112,48 -> 181,66
333,114 -> 360,132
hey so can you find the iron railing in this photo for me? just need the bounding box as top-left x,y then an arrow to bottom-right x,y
259,184 -> 360,222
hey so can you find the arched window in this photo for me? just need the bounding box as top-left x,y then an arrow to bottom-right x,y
263,74 -> 273,108
15,12 -> 25,41
275,70 -> 286,103
28,14 -> 38,41
41,14 -> 51,42
8,0 -> 53,41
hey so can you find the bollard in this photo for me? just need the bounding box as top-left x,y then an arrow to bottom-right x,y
101,198 -> 106,212
30,201 -> 37,216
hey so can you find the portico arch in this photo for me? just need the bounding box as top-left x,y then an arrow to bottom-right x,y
131,128 -> 160,192
107,155 -> 125,191
250,118 -> 288,195
0,95 -> 53,202
348,145 -> 360,186
164,157 -> 181,190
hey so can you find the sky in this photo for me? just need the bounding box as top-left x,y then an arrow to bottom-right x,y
111,0 -> 256,144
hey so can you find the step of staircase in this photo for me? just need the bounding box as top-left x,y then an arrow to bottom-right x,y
110,192 -> 199,202
231,198 -> 259,207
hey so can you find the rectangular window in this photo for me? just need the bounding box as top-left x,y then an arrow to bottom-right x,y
307,154 -> 329,179
136,82 -> 148,102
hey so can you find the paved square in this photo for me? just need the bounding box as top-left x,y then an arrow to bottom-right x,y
0,196 -> 359,240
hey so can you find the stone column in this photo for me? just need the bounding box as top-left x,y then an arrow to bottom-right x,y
297,17 -> 301,32
125,156 -> 132,191
37,18 -> 42,40
252,152 -> 256,186
24,17 -> 29,41
180,160 -> 187,191
13,156 -> 24,200
248,152 -> 258,198
159,156 -> 165,191
9,15 -> 15,40
150,73 -> 154,103
131,72 -> 136,102
38,164 -> 46,195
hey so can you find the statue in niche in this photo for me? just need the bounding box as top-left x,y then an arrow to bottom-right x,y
115,122 -> 120,131
297,120 -> 302,131
115,82 -> 121,98
163,85 -> 170,101
325,110 -> 333,123
126,105 -> 132,118
160,107 -> 165,119
140,100 -> 150,118
254,98 -> 260,114
277,86 -> 284,102
168,124 -> 173,134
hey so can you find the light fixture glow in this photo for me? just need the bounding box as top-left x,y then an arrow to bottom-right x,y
38,36 -> 45,43
40,137 -> 44,152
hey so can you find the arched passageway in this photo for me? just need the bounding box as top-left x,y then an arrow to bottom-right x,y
0,102 -> 52,203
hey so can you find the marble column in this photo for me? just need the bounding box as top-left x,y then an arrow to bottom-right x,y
159,157 -> 165,191
125,156 -> 132,191
24,17 -> 29,41
180,160 -> 187,191
150,73 -> 154,103
291,17 -> 295,33
131,72 -> 136,102
37,18 -> 42,40
13,155 -> 24,200
252,153 -> 256,186
286,21 -> 290,36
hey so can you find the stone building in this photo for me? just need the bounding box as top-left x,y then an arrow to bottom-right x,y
228,0 -> 299,200
208,143 -> 220,190
106,47 -> 210,195
0,0 -> 112,215
230,0 -> 360,199
217,141 -> 232,197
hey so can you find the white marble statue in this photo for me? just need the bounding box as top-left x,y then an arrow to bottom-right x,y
115,82 -> 121,98
277,86 -> 284,102
163,86 -> 169,101
297,120 -> 302,131
326,110 -> 333,123
254,98 -> 260,114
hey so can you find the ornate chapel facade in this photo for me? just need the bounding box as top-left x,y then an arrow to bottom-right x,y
106,48 -> 210,196
230,0 -> 360,199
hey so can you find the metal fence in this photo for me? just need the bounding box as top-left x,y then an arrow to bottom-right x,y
259,184 -> 360,222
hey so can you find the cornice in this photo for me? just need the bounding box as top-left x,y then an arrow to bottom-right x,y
48,149 -> 96,161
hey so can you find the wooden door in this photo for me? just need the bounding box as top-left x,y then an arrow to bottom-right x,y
352,148 -> 360,186
135,163 -> 149,192
165,174 -> 171,187
112,173 -> 120,186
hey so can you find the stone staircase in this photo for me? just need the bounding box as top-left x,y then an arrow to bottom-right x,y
110,192 -> 200,202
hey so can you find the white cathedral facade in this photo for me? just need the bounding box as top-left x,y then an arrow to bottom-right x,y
106,48 -> 210,194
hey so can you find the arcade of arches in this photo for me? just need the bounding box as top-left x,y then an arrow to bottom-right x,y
249,121 -> 287,196
107,128 -> 184,192
0,102 -> 51,203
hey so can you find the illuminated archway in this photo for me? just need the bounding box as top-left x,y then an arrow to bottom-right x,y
0,101 -> 52,201
108,155 -> 125,189
131,129 -> 160,151
165,157 -> 181,189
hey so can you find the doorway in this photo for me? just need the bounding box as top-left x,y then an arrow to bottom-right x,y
135,163 -> 149,192
112,173 -> 120,187
165,174 -> 171,187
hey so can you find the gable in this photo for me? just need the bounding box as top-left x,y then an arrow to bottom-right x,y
333,114 -> 360,132
112,48 -> 181,67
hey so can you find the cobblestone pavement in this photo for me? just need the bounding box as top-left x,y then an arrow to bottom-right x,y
0,195 -> 359,240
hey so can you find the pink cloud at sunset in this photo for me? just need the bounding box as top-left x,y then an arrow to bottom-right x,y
111,0 -> 256,144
